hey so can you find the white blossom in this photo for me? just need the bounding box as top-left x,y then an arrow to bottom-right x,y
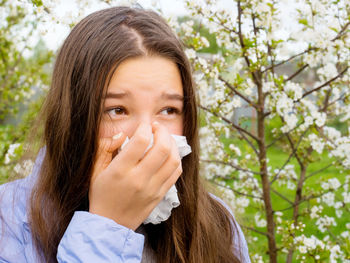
310,205 -> 323,219
317,63 -> 338,80
342,192 -> 350,203
229,144 -> 241,156
281,113 -> 298,132
255,212 -> 267,227
185,48 -> 196,60
321,192 -> 335,206
316,216 -> 336,232
308,134 -> 324,154
327,178 -> 341,190
324,127 -> 341,141
4,143 -> 21,164
284,82 -> 303,101
330,245 -> 341,263
232,97 -> 241,108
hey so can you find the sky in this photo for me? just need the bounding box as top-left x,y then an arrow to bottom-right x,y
41,0 -> 236,50
42,0 -> 188,50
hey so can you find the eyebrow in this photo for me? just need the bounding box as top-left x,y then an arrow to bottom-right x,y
104,91 -> 184,101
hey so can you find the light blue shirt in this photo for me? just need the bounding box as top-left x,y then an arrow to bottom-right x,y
0,148 -> 250,262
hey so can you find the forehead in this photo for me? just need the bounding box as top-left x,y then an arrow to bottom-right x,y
107,56 -> 183,96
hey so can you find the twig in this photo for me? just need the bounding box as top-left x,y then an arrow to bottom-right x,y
266,122 -> 303,148
262,48 -> 315,73
199,105 -> 260,142
237,0 -> 261,87
209,179 -> 263,200
302,183 -> 347,202
270,128 -> 309,184
301,66 -> 349,99
304,163 -> 333,181
286,64 -> 309,82
331,21 -> 350,41
241,225 -> 269,237
201,159 -> 261,175
219,76 -> 259,108
321,87 -> 332,112
320,92 -> 347,112
271,188 -> 293,205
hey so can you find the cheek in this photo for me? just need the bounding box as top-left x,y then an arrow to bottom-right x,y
166,118 -> 183,136
98,121 -> 122,138
99,119 -> 138,139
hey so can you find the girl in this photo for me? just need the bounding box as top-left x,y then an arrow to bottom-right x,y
0,6 -> 250,263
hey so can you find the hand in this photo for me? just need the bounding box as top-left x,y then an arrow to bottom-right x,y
89,122 -> 182,230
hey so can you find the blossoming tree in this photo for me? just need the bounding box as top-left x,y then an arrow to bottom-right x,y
0,0 -> 53,182
174,0 -> 350,262
2,0 -> 350,262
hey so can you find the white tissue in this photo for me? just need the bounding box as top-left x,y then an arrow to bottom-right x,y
119,134 -> 192,224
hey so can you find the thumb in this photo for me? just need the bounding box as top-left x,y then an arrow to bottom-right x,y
93,132 -> 126,178
99,132 -> 127,160
106,132 -> 127,154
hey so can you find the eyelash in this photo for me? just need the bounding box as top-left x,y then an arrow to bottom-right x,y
105,106 -> 182,117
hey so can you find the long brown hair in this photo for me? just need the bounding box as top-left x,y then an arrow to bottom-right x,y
30,6 -> 241,263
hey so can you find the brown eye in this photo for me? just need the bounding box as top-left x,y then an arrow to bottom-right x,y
107,107 -> 126,117
160,107 -> 180,115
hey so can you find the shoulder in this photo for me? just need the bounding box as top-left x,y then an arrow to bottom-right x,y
0,176 -> 31,258
208,193 -> 251,263
0,148 -> 46,261
0,147 -> 45,228
0,177 -> 29,224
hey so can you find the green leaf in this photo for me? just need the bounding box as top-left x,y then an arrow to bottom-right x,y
298,19 -> 308,26
30,0 -> 43,7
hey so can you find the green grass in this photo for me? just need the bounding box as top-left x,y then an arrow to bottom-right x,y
216,134 -> 348,262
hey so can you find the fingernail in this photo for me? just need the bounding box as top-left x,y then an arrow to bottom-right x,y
153,121 -> 160,126
113,132 -> 122,140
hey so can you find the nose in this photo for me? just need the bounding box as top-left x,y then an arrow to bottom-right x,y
122,115 -> 154,138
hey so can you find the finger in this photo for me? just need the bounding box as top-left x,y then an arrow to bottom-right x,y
98,132 -> 126,158
148,136 -> 181,186
158,162 -> 183,199
138,122 -> 172,176
110,122 -> 152,170
93,132 -> 126,179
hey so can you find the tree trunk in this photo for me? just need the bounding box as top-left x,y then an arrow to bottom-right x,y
286,165 -> 307,263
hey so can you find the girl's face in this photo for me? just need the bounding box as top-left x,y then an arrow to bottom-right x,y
99,56 -> 184,139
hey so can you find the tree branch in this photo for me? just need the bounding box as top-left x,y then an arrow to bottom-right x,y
270,128 -> 309,184
286,64 -> 309,82
320,92 -> 347,112
199,105 -> 260,142
201,159 -> 261,175
237,0 -> 261,87
286,164 -> 308,263
301,66 -> 349,99
241,225 -> 269,237
266,122 -> 303,149
262,48 -> 315,73
331,21 -> 350,41
321,87 -> 332,112
209,179 -> 263,200
196,8 -> 238,36
304,163 -> 333,181
219,76 -> 259,108
302,183 -> 347,202
271,188 -> 293,205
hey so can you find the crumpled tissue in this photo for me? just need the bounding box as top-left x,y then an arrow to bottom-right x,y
119,134 -> 192,224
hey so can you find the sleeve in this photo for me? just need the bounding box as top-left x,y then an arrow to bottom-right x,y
0,184 -> 29,262
0,147 -> 46,262
57,211 -> 145,263
209,193 -> 251,263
